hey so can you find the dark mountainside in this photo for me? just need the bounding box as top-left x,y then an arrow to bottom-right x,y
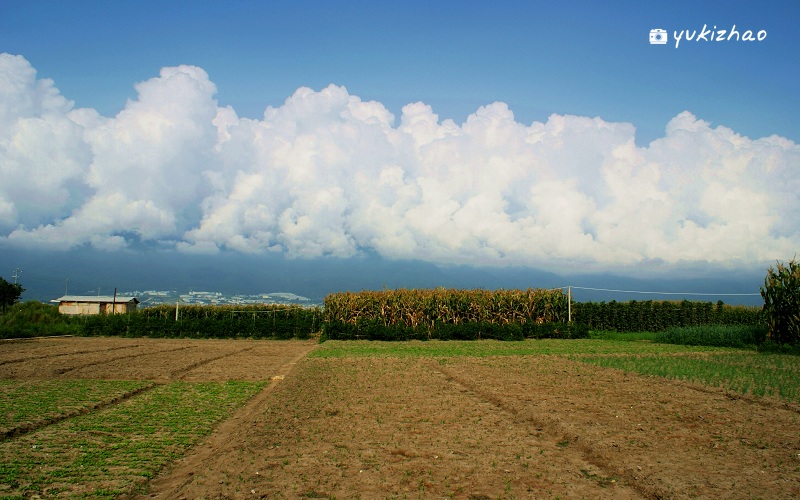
1,247 -> 764,306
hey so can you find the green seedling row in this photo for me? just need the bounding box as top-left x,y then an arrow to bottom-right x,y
574,352 -> 800,403
0,380 -> 265,499
0,380 -> 152,438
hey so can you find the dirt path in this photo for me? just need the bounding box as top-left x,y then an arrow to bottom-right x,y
136,345 -> 316,499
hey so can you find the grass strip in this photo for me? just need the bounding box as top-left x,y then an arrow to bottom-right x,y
0,380 -> 265,499
310,339 -> 738,358
589,331 -> 657,341
573,352 -> 800,403
0,380 -> 152,439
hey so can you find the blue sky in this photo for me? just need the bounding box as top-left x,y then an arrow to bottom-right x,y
2,1 -> 797,144
0,0 -> 798,295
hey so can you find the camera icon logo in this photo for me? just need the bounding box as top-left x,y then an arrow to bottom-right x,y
649,28 -> 668,44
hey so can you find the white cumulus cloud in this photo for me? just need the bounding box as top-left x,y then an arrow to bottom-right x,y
1,53 -> 798,274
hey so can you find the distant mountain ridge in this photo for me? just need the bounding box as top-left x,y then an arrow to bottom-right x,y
1,247 -> 765,307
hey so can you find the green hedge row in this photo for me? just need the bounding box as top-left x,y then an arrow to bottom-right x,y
321,320 -> 588,341
0,302 -> 321,340
571,300 -> 761,332
79,304 -> 321,339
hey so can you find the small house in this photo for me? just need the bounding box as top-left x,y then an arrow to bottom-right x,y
53,295 -> 140,315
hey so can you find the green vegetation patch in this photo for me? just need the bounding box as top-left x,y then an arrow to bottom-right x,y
0,380 -> 265,498
310,339 -> 737,358
0,301 -> 81,339
654,324 -> 768,348
574,352 -> 800,403
591,325 -> 768,348
0,380 -> 152,437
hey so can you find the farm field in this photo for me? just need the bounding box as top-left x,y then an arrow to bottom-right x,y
1,337 -> 799,499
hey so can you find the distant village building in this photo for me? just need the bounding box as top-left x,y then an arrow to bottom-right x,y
53,295 -> 140,315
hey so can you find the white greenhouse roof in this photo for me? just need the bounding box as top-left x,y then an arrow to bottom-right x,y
53,295 -> 139,304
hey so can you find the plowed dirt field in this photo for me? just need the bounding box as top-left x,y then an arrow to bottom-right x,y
1,337 -> 798,499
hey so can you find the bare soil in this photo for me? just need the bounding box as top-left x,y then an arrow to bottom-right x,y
2,337 -> 799,499
0,337 -> 314,382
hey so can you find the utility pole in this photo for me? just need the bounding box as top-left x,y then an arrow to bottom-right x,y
568,286 -> 572,323
12,268 -> 21,284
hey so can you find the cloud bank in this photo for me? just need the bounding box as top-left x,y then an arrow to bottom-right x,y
1,53 -> 798,273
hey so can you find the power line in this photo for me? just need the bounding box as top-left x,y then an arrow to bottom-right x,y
560,285 -> 761,297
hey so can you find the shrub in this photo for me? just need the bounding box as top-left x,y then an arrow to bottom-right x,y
0,301 -> 81,338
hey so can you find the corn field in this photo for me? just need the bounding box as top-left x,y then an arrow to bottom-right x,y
324,288 -> 567,327
321,288 -> 580,340
760,258 -> 800,344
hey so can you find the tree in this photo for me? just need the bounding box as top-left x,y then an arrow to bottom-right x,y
760,258 -> 800,344
0,277 -> 24,313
